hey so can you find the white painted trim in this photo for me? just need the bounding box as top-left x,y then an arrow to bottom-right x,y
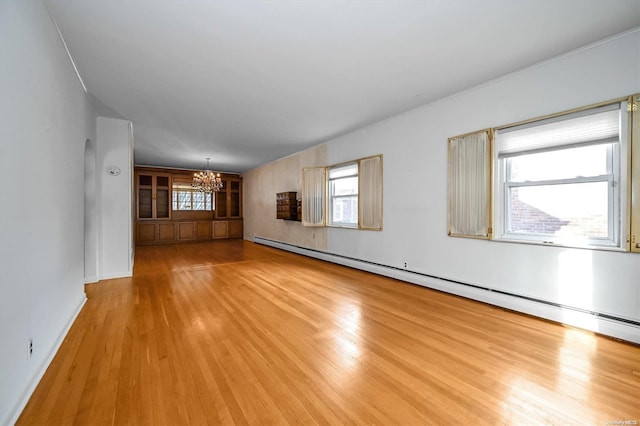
99,271 -> 133,280
84,275 -> 99,284
254,236 -> 640,344
6,294 -> 87,426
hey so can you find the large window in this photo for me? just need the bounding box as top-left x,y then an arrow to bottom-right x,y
328,163 -> 359,227
172,182 -> 213,211
302,155 -> 382,230
494,102 -> 625,248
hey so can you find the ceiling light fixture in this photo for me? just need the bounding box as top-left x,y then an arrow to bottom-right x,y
192,158 -> 223,193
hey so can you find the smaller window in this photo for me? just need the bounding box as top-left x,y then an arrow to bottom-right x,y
328,163 -> 358,227
172,182 -> 213,211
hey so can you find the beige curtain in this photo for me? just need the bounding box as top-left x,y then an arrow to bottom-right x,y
358,155 -> 383,230
448,130 -> 491,238
302,167 -> 326,226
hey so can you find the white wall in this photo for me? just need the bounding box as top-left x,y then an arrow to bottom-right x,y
0,0 -> 97,424
325,30 -> 640,324
96,117 -> 134,280
249,29 -> 640,341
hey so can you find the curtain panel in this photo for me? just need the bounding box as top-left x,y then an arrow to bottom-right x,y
302,167 -> 327,226
448,130 -> 492,238
358,155 -> 383,230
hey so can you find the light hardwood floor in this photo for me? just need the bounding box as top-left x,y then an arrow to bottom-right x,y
18,240 -> 640,425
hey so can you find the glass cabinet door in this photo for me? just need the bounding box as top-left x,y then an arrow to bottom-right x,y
155,175 -> 170,218
215,180 -> 228,218
138,174 -> 153,219
229,179 -> 241,218
136,173 -> 171,220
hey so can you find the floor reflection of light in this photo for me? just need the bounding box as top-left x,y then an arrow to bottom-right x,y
192,316 -> 206,331
338,303 -> 361,335
501,329 -> 598,424
334,302 -> 362,372
557,328 -> 596,403
334,334 -> 360,370
501,375 -> 596,424
501,377 -> 549,423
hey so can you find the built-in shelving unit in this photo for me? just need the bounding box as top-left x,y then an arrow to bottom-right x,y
135,167 -> 243,245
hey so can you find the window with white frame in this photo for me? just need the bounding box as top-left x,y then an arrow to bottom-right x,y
494,102 -> 626,248
328,163 -> 359,227
172,182 -> 213,211
303,155 -> 382,230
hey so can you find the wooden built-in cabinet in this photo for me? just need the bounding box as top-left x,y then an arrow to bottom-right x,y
135,167 -> 243,245
212,176 -> 243,239
137,172 -> 171,220
276,192 -> 299,221
136,171 -> 173,244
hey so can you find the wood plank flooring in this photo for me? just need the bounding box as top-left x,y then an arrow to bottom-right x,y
18,240 -> 640,425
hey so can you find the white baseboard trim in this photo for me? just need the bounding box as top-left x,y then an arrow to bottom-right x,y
7,293 -> 87,426
84,275 -> 98,284
99,270 -> 132,280
255,236 -> 640,345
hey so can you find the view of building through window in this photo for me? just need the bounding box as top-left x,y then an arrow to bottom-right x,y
506,143 -> 613,240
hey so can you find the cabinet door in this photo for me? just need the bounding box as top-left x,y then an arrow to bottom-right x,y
136,173 -> 171,220
158,223 -> 175,241
215,180 -> 228,218
213,221 -> 228,239
137,223 -> 156,243
196,221 -> 213,240
228,220 -> 243,239
138,174 -> 153,219
178,222 -> 195,240
155,175 -> 171,219
229,179 -> 242,218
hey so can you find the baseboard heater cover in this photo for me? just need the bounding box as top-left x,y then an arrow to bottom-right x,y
254,236 -> 640,345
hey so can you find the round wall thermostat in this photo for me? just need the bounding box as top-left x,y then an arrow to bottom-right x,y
106,166 -> 121,176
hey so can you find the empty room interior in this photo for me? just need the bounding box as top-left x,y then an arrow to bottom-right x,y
2,0 -> 640,424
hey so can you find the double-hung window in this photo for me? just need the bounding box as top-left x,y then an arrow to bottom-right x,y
328,163 -> 359,227
303,155 -> 382,230
494,102 -> 625,248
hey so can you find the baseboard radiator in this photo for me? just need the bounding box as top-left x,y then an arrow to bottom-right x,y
254,236 -> 640,345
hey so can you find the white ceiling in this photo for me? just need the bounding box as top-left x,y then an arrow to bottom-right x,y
47,0 -> 640,173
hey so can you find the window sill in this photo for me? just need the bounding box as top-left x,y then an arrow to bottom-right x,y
493,236 -> 627,253
328,223 -> 358,229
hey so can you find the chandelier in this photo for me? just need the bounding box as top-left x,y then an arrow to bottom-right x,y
192,158 -> 223,193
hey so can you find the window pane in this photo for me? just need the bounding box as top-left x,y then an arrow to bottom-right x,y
192,192 -> 205,210
331,176 -> 358,196
508,144 -> 610,182
508,182 -> 609,238
177,192 -> 191,210
329,162 -> 359,226
332,196 -> 358,225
